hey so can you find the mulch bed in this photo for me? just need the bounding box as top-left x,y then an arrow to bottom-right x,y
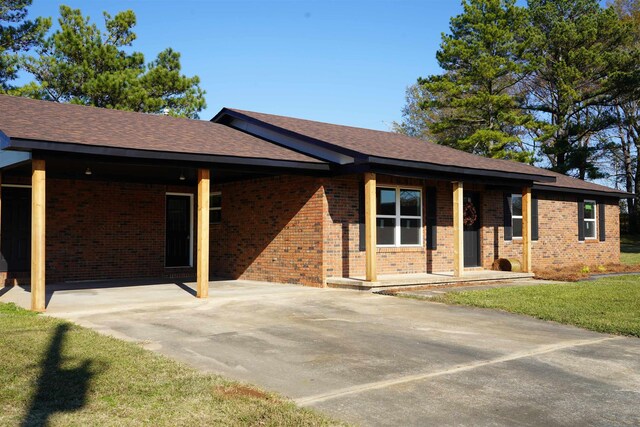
534,263 -> 640,282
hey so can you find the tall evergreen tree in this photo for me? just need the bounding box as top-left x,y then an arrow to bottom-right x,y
608,0 -> 640,229
19,6 -> 205,118
0,0 -> 49,91
397,0 -> 537,162
525,0 -> 634,178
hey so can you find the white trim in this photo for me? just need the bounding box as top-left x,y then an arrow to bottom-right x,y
165,192 -> 194,267
1,184 -> 31,188
584,199 -> 597,240
376,185 -> 423,248
210,191 -> 222,224
511,193 -> 523,240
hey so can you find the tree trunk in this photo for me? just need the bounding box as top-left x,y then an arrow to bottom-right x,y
622,141 -> 634,231
634,152 -> 640,233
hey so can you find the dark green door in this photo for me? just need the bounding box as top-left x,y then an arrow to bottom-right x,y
166,195 -> 190,267
463,192 -> 481,267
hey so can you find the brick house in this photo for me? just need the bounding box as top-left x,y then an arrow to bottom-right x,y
0,95 -> 626,310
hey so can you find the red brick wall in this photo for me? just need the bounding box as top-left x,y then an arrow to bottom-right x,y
322,175 -> 456,279
323,175 -> 621,280
0,178 -> 196,283
481,190 -> 620,269
2,175 -> 326,286
45,179 -> 196,282
1,173 -> 621,286
210,175 -> 325,286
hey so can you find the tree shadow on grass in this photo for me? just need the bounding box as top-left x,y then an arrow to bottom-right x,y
21,324 -> 95,427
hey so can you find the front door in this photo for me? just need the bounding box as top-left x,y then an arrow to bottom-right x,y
166,195 -> 191,267
1,187 -> 31,271
463,192 -> 481,267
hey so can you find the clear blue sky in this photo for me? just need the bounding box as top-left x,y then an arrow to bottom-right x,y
25,1 -> 464,130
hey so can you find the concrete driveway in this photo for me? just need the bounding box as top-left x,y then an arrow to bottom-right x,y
5,280 -> 639,426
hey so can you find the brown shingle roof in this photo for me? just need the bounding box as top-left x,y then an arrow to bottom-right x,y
0,95 -> 626,196
221,108 -> 626,196
0,95 -> 323,164
223,108 -> 556,180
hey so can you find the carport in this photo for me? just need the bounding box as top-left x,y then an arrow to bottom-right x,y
0,96 -> 328,311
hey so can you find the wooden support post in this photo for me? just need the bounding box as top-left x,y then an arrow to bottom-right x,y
364,172 -> 377,282
522,186 -> 532,273
196,168 -> 210,298
31,160 -> 46,312
453,181 -> 464,277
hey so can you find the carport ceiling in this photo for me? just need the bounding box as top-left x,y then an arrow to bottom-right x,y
0,154 -> 292,186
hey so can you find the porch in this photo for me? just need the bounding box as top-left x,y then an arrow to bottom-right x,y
326,270 -> 535,291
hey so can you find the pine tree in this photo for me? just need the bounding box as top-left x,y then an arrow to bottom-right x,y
608,0 -> 640,230
0,0 -> 49,91
525,0 -> 634,178
398,0 -> 537,162
18,6 -> 205,118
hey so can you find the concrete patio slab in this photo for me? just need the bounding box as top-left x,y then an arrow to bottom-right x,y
3,279 -> 639,426
0,278 -> 203,314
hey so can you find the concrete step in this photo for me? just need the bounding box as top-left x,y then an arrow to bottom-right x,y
326,272 -> 535,292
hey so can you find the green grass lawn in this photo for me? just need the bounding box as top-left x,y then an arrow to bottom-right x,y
432,276 -> 640,337
621,235 -> 640,265
0,303 -> 341,427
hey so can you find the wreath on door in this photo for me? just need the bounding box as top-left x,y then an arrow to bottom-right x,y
463,201 -> 478,226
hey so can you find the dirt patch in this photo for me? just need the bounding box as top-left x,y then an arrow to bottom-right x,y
215,385 -> 272,400
534,263 -> 640,282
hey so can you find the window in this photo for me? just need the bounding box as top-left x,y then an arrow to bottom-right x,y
583,200 -> 597,239
376,187 -> 422,246
505,193 -> 539,241
210,192 -> 221,224
511,194 -> 523,239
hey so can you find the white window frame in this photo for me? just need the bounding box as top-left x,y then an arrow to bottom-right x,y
210,191 -> 221,224
376,185 -> 423,248
584,199 -> 597,240
511,194 -> 523,240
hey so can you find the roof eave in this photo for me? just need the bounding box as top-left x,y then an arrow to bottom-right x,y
213,109 -> 560,184
212,108 -> 367,161
5,138 -> 331,171
367,156 -> 556,183
532,183 -> 630,199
